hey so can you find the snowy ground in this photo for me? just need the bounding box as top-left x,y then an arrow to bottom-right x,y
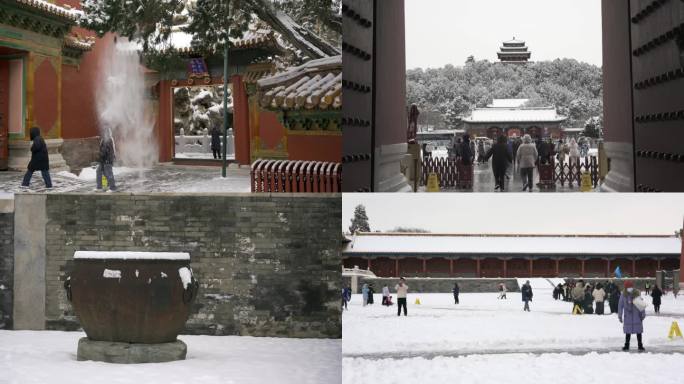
0,164 -> 251,194
343,281 -> 684,383
0,331 -> 340,384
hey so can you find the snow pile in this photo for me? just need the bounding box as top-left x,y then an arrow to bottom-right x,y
102,269 -> 121,279
74,252 -> 190,260
57,167 -> 148,182
0,331 -> 341,384
178,267 -> 193,289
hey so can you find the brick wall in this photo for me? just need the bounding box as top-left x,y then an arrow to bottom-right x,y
42,194 -> 341,338
0,212 -> 13,329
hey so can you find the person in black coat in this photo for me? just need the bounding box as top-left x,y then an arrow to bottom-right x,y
459,135 -> 473,166
484,135 -> 513,191
521,280 -> 533,311
21,126 -> 52,189
367,284 -> 375,305
453,282 -> 460,304
651,285 -> 663,314
608,283 -> 620,314
211,126 -> 222,159
96,132 -> 117,191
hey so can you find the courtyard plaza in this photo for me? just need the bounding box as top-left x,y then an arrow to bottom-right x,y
0,164 -> 251,194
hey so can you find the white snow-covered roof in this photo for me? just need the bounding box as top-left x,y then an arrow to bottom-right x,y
74,251 -> 190,260
13,0 -> 83,21
344,234 -> 682,256
563,127 -> 585,132
488,99 -> 529,108
464,106 -> 566,123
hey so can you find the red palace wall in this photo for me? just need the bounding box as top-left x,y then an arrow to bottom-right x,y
288,134 -> 342,163
60,5 -> 107,140
344,256 -> 680,279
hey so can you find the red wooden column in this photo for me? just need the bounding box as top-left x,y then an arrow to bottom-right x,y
555,259 -> 560,277
631,258 -> 636,277
476,258 -> 481,278
395,259 -> 400,277
656,258 -> 661,272
449,259 -> 454,276
529,259 -> 534,277
502,259 -> 507,278
366,258 -> 372,271
580,259 -> 585,277
606,259 -> 611,278
422,259 -> 427,277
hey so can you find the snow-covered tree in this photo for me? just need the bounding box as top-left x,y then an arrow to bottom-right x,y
349,205 -> 370,234
584,115 -> 603,138
81,0 -> 340,58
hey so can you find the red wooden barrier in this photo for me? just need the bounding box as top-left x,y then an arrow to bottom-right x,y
251,159 -> 342,192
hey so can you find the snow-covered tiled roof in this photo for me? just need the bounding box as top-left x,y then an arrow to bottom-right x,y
488,99 -> 529,108
162,28 -> 283,55
13,0 -> 83,21
258,55 -> 341,110
344,233 -> 682,256
64,34 -> 95,51
464,106 -> 566,123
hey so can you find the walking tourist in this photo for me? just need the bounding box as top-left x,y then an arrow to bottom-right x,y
342,286 -> 351,310
608,282 -> 621,314
367,284 -> 375,305
362,283 -> 369,306
644,282 -> 651,296
521,280 -> 533,311
211,125 -> 222,159
498,283 -> 507,299
569,138 -> 580,167
20,126 -> 53,190
583,284 -> 594,314
651,285 -> 663,314
477,140 -> 486,164
618,281 -> 646,351
382,284 -> 390,306
460,135 -> 474,165
95,131 -> 117,192
516,134 -> 538,192
396,278 -> 409,316
453,282 -> 460,304
571,280 -> 585,314
484,135 -> 513,191
593,283 -> 606,315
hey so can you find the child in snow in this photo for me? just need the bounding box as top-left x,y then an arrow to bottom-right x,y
20,126 -> 52,190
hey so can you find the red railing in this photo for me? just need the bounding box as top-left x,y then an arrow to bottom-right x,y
251,159 -> 342,192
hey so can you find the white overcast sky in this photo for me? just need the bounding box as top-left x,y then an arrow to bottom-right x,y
405,0 -> 603,69
342,194 -> 684,236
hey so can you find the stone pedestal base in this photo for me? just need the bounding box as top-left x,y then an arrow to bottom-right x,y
77,338 -> 187,364
375,142 -> 412,192
600,141 -> 634,192
8,139 -> 69,173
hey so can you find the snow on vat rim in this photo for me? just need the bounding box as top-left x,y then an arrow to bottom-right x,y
74,251 -> 190,260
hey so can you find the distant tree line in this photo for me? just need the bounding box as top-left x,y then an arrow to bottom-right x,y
407,58 -> 603,137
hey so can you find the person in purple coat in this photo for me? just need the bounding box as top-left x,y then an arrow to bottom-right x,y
618,280 -> 646,351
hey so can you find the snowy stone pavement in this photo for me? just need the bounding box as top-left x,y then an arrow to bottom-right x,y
420,162 -> 594,193
0,331 -> 341,384
343,289 -> 684,383
0,164 -> 251,194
